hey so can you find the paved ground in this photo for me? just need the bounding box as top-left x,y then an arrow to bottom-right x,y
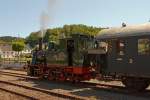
0,70 -> 149,100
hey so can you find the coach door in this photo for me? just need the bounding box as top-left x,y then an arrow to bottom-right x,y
115,39 -> 127,67
116,40 -> 125,56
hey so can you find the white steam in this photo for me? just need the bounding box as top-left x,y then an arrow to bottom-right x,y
40,11 -> 49,38
40,0 -> 57,38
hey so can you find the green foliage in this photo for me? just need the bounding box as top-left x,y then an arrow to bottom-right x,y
12,41 -> 25,52
44,28 -> 62,44
62,24 -> 101,36
0,36 -> 25,43
26,24 -> 102,48
25,32 -> 41,48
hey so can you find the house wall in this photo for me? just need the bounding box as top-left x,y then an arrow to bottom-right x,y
0,43 -> 32,58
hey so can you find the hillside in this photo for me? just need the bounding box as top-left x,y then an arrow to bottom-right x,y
0,36 -> 25,43
26,24 -> 103,48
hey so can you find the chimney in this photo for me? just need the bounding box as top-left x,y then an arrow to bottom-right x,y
122,22 -> 126,27
39,38 -> 42,50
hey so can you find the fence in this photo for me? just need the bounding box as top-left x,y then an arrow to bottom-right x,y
0,58 -> 32,68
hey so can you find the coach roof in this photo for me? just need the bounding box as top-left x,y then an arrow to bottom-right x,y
96,23 -> 150,39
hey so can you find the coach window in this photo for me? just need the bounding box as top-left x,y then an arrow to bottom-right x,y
138,38 -> 150,55
107,40 -> 112,53
116,40 -> 125,55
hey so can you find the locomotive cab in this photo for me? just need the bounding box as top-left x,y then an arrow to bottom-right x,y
83,41 -> 109,75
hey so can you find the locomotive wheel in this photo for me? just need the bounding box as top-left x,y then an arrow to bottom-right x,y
73,75 -> 81,83
27,67 -> 31,76
59,73 -> 66,81
39,75 -> 44,79
48,71 -> 55,81
66,74 -> 74,82
27,66 -> 34,76
122,77 -> 149,91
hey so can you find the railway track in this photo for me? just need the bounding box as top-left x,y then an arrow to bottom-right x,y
0,70 -> 39,80
0,70 -> 87,100
0,79 -> 87,100
0,70 -> 124,91
0,70 -> 27,76
1,70 -> 150,99
79,82 -> 150,99
0,86 -> 37,100
0,70 -> 26,75
0,80 -> 67,100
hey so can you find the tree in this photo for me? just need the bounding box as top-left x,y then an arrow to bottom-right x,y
0,36 -> 25,43
25,32 -> 40,48
12,41 -> 25,61
26,24 -> 103,48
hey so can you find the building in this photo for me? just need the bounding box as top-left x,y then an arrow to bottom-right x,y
0,42 -> 32,58
21,44 -> 32,54
0,42 -> 17,58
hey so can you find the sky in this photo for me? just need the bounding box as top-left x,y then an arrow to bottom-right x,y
0,0 -> 150,38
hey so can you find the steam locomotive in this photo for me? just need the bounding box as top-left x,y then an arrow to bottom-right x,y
28,23 -> 150,91
28,34 -> 97,82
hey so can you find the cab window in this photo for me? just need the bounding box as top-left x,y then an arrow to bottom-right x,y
99,42 -> 108,52
94,41 -> 110,53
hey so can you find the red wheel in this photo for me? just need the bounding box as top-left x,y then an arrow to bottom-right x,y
39,74 -> 44,79
48,71 -> 54,81
48,75 -> 53,80
67,75 -> 74,82
59,73 -> 66,81
74,76 -> 81,83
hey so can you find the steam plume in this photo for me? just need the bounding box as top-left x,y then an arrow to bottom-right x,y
40,11 -> 49,38
40,0 -> 57,38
